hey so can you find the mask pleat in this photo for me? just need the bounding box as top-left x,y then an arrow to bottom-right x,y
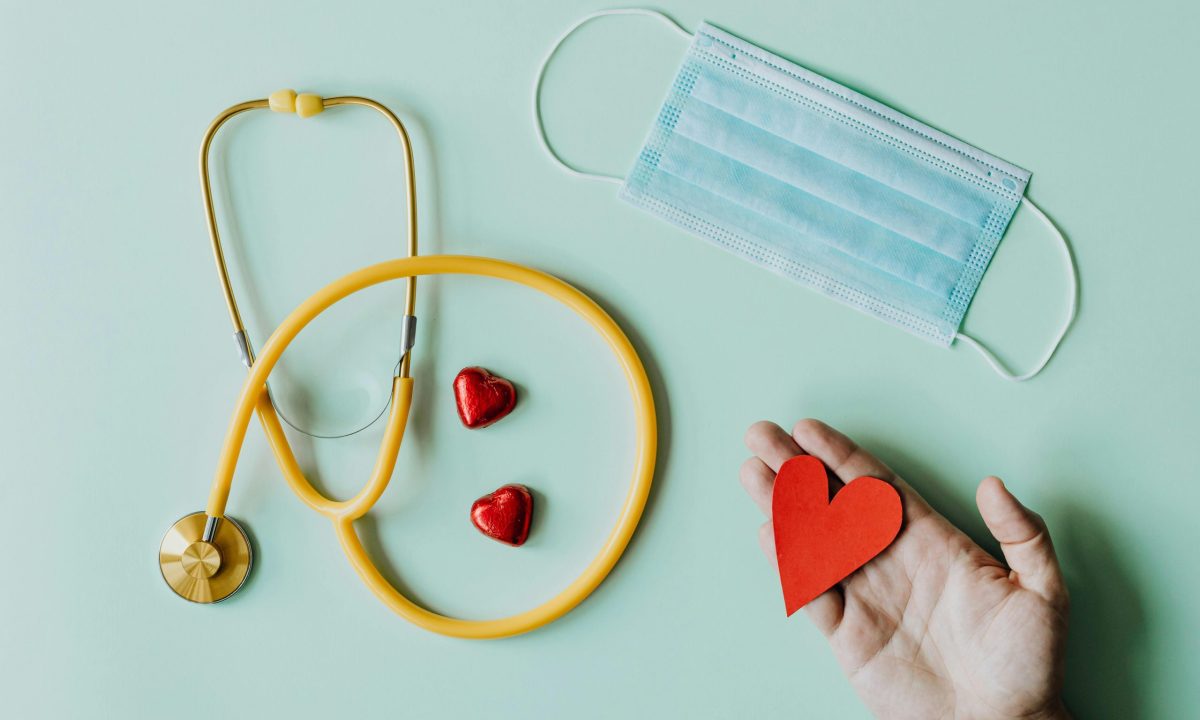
641,167 -> 955,329
657,135 -> 962,299
689,65 -> 1000,229
673,98 -> 981,264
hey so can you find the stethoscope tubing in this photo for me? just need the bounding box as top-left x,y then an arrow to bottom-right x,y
208,254 -> 657,638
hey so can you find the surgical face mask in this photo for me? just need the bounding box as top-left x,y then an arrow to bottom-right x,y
534,9 -> 1077,381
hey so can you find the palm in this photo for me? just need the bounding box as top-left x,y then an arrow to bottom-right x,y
741,420 -> 1070,720
833,510 -> 1066,719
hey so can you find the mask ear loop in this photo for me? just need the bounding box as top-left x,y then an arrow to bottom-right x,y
955,197 -> 1079,381
533,8 -> 692,185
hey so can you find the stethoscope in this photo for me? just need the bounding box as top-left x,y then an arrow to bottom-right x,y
159,90 -> 656,639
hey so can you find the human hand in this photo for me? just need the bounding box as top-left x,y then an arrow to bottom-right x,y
741,419 -> 1070,720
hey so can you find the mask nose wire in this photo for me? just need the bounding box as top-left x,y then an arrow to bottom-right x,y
533,8 -> 692,184
955,196 -> 1079,381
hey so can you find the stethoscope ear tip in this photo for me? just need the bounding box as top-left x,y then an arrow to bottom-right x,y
159,511 -> 252,604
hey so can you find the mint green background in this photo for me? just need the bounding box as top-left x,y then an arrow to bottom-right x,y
2,1 -> 1197,717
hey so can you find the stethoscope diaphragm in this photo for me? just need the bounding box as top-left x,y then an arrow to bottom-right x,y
159,511 -> 252,604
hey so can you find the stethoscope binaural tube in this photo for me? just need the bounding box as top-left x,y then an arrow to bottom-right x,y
205,256 -> 657,638
195,90 -> 420,541
201,91 -> 420,439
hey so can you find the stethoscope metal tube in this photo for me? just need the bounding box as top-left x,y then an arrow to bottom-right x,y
201,515 -> 220,544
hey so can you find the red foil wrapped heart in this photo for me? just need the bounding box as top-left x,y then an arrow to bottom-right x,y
453,366 -> 517,429
470,484 -> 534,546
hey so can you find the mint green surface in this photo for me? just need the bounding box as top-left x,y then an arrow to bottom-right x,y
2,1 -> 1197,717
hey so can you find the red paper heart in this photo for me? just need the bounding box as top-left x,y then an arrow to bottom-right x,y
470,484 -> 533,546
453,367 -> 517,429
772,455 -> 902,616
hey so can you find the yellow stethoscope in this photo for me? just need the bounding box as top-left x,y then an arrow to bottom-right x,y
158,90 -> 656,639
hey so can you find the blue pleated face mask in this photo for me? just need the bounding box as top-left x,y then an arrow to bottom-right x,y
535,10 -> 1077,380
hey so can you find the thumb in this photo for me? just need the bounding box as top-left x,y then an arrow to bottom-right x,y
976,476 -> 1068,612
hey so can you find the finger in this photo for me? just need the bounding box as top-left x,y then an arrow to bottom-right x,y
804,587 -> 846,637
976,476 -> 1068,612
757,520 -> 777,567
790,418 -> 931,518
744,420 -> 805,472
790,418 -> 894,483
758,520 -> 845,636
739,457 -> 776,516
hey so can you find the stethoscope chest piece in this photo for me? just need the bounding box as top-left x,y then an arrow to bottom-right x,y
159,511 -> 252,603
